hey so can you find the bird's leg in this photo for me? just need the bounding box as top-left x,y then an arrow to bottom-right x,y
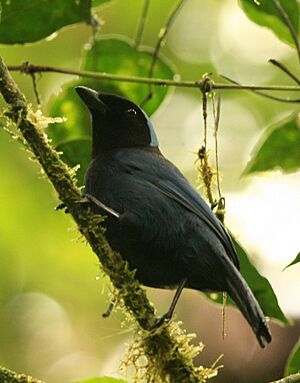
80,193 -> 121,219
102,300 -> 116,318
153,278 -> 187,328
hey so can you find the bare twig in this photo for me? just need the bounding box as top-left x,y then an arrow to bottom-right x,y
220,74 -> 300,103
134,0 -> 151,48
269,59 -> 300,85
212,91 -> 222,200
141,0 -> 188,105
272,0 -> 300,61
7,62 -> 300,92
30,72 -> 41,105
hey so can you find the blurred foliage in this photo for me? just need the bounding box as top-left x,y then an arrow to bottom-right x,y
0,0 -> 92,44
245,114 -> 300,174
285,338 -> 300,376
239,0 -> 299,47
57,138 -> 92,186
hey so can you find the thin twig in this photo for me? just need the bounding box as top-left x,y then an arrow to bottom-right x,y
141,0 -> 188,105
212,91 -> 222,200
220,74 -> 300,103
272,0 -> 300,61
30,73 -> 41,105
7,62 -> 300,92
134,0 -> 151,49
269,59 -> 300,85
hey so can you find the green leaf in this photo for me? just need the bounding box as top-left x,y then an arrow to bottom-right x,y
284,252 -> 300,271
244,114 -> 300,174
83,37 -> 174,116
285,338 -> 300,376
57,138 -> 91,186
239,0 -> 299,47
74,377 -> 128,383
48,37 -> 174,148
234,239 -> 289,324
0,0 -> 92,44
208,238 -> 289,325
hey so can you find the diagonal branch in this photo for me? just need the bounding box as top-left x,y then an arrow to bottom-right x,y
269,373 -> 300,383
0,57 -> 212,383
0,366 -> 44,383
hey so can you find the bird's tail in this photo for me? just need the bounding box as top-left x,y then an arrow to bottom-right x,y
225,263 -> 272,348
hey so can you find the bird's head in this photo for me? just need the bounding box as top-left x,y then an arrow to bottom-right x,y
76,86 -> 159,157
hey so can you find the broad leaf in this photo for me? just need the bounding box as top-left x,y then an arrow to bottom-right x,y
284,252 -> 300,271
0,0 -> 92,44
75,377 -> 128,383
239,0 -> 299,47
244,114 -> 300,174
285,338 -> 300,376
208,238 -> 289,325
83,37 -> 174,116
57,138 -> 91,186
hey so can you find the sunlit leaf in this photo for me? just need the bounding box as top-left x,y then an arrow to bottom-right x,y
207,238 -> 289,325
83,37 -> 174,116
285,338 -> 300,376
57,138 -> 91,186
284,252 -> 300,271
0,0 -> 92,44
244,114 -> 300,174
239,0 -> 299,47
75,377 -> 128,383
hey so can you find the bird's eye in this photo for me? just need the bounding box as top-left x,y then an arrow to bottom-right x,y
126,108 -> 137,117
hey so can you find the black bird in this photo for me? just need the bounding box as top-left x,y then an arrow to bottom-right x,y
76,85 -> 272,348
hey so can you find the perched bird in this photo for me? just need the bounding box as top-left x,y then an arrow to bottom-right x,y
76,86 -> 272,348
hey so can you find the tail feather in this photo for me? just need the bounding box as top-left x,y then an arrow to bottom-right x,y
225,265 -> 272,348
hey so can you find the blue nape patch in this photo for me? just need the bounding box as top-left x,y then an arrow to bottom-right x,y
141,109 -> 159,147
148,120 -> 159,147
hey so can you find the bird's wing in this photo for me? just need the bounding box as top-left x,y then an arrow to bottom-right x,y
154,178 -> 239,268
116,149 -> 239,269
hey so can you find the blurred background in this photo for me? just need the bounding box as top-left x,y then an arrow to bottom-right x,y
0,0 -> 299,382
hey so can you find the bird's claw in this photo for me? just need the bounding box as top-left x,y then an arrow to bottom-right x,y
55,203 -> 69,213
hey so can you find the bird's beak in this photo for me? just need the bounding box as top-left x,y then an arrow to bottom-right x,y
75,86 -> 106,112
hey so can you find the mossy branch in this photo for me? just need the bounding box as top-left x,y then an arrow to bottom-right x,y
0,366 -> 44,383
0,57 -> 214,383
269,373 -> 300,383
